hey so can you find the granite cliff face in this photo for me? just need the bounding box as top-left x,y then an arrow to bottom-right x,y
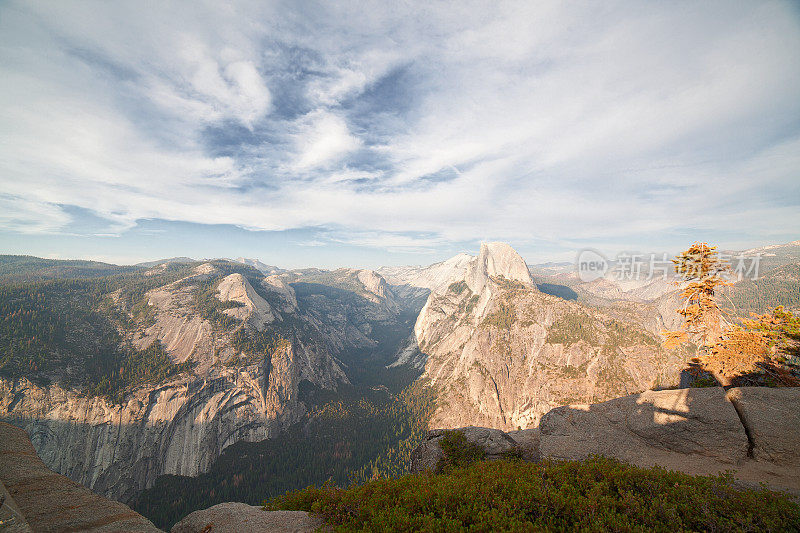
395,243 -> 686,431
0,343 -> 308,503
0,421 -> 161,532
0,261 -> 409,502
464,242 -> 533,293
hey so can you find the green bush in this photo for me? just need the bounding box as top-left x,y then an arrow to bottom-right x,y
266,456 -> 800,532
690,375 -> 719,388
436,430 -> 486,471
463,294 -> 480,315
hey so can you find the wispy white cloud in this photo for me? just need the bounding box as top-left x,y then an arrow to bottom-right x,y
0,0 -> 798,258
0,196 -> 70,234
329,230 -> 450,254
146,51 -> 272,128
291,110 -> 362,171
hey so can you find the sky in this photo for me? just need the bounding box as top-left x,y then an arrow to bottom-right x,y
0,1 -> 799,269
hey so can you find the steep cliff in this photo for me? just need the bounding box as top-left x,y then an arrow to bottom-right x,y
402,243 -> 686,431
0,421 -> 161,532
1,347 -> 302,503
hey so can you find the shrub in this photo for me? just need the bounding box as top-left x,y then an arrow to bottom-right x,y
266,456 -> 800,532
436,430 -> 486,471
690,375 -> 719,388
463,294 -> 480,314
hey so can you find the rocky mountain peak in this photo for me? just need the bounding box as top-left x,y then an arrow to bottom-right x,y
194,263 -> 219,276
356,269 -> 389,299
234,257 -> 282,274
378,245 -> 531,297
377,253 -> 474,296
466,242 -> 533,293
261,275 -> 298,312
216,273 -> 276,329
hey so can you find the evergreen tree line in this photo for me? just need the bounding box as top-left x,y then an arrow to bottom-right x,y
725,263 -> 800,316
0,263 -> 197,397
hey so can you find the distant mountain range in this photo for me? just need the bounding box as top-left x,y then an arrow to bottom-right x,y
0,254 -> 139,283
135,256 -> 197,268
233,257 -> 283,274
526,240 -> 800,313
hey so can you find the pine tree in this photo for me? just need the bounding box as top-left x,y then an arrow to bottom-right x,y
665,242 -> 800,386
663,242 -> 733,385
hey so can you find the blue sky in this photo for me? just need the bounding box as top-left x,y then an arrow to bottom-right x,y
1,1 -> 799,269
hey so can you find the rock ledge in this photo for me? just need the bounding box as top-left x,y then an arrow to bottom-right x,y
0,422 -> 160,532
170,502 -> 321,533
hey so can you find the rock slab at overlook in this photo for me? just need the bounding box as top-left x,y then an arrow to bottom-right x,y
170,503 -> 321,533
539,387 -> 749,467
0,422 -> 160,533
540,387 -> 800,496
726,386 -> 800,465
412,387 -> 800,497
411,426 -> 518,472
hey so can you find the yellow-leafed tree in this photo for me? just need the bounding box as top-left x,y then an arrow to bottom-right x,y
664,242 -> 799,386
663,243 -> 732,383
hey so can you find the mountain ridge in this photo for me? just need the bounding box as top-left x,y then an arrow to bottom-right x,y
0,259 -> 415,501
